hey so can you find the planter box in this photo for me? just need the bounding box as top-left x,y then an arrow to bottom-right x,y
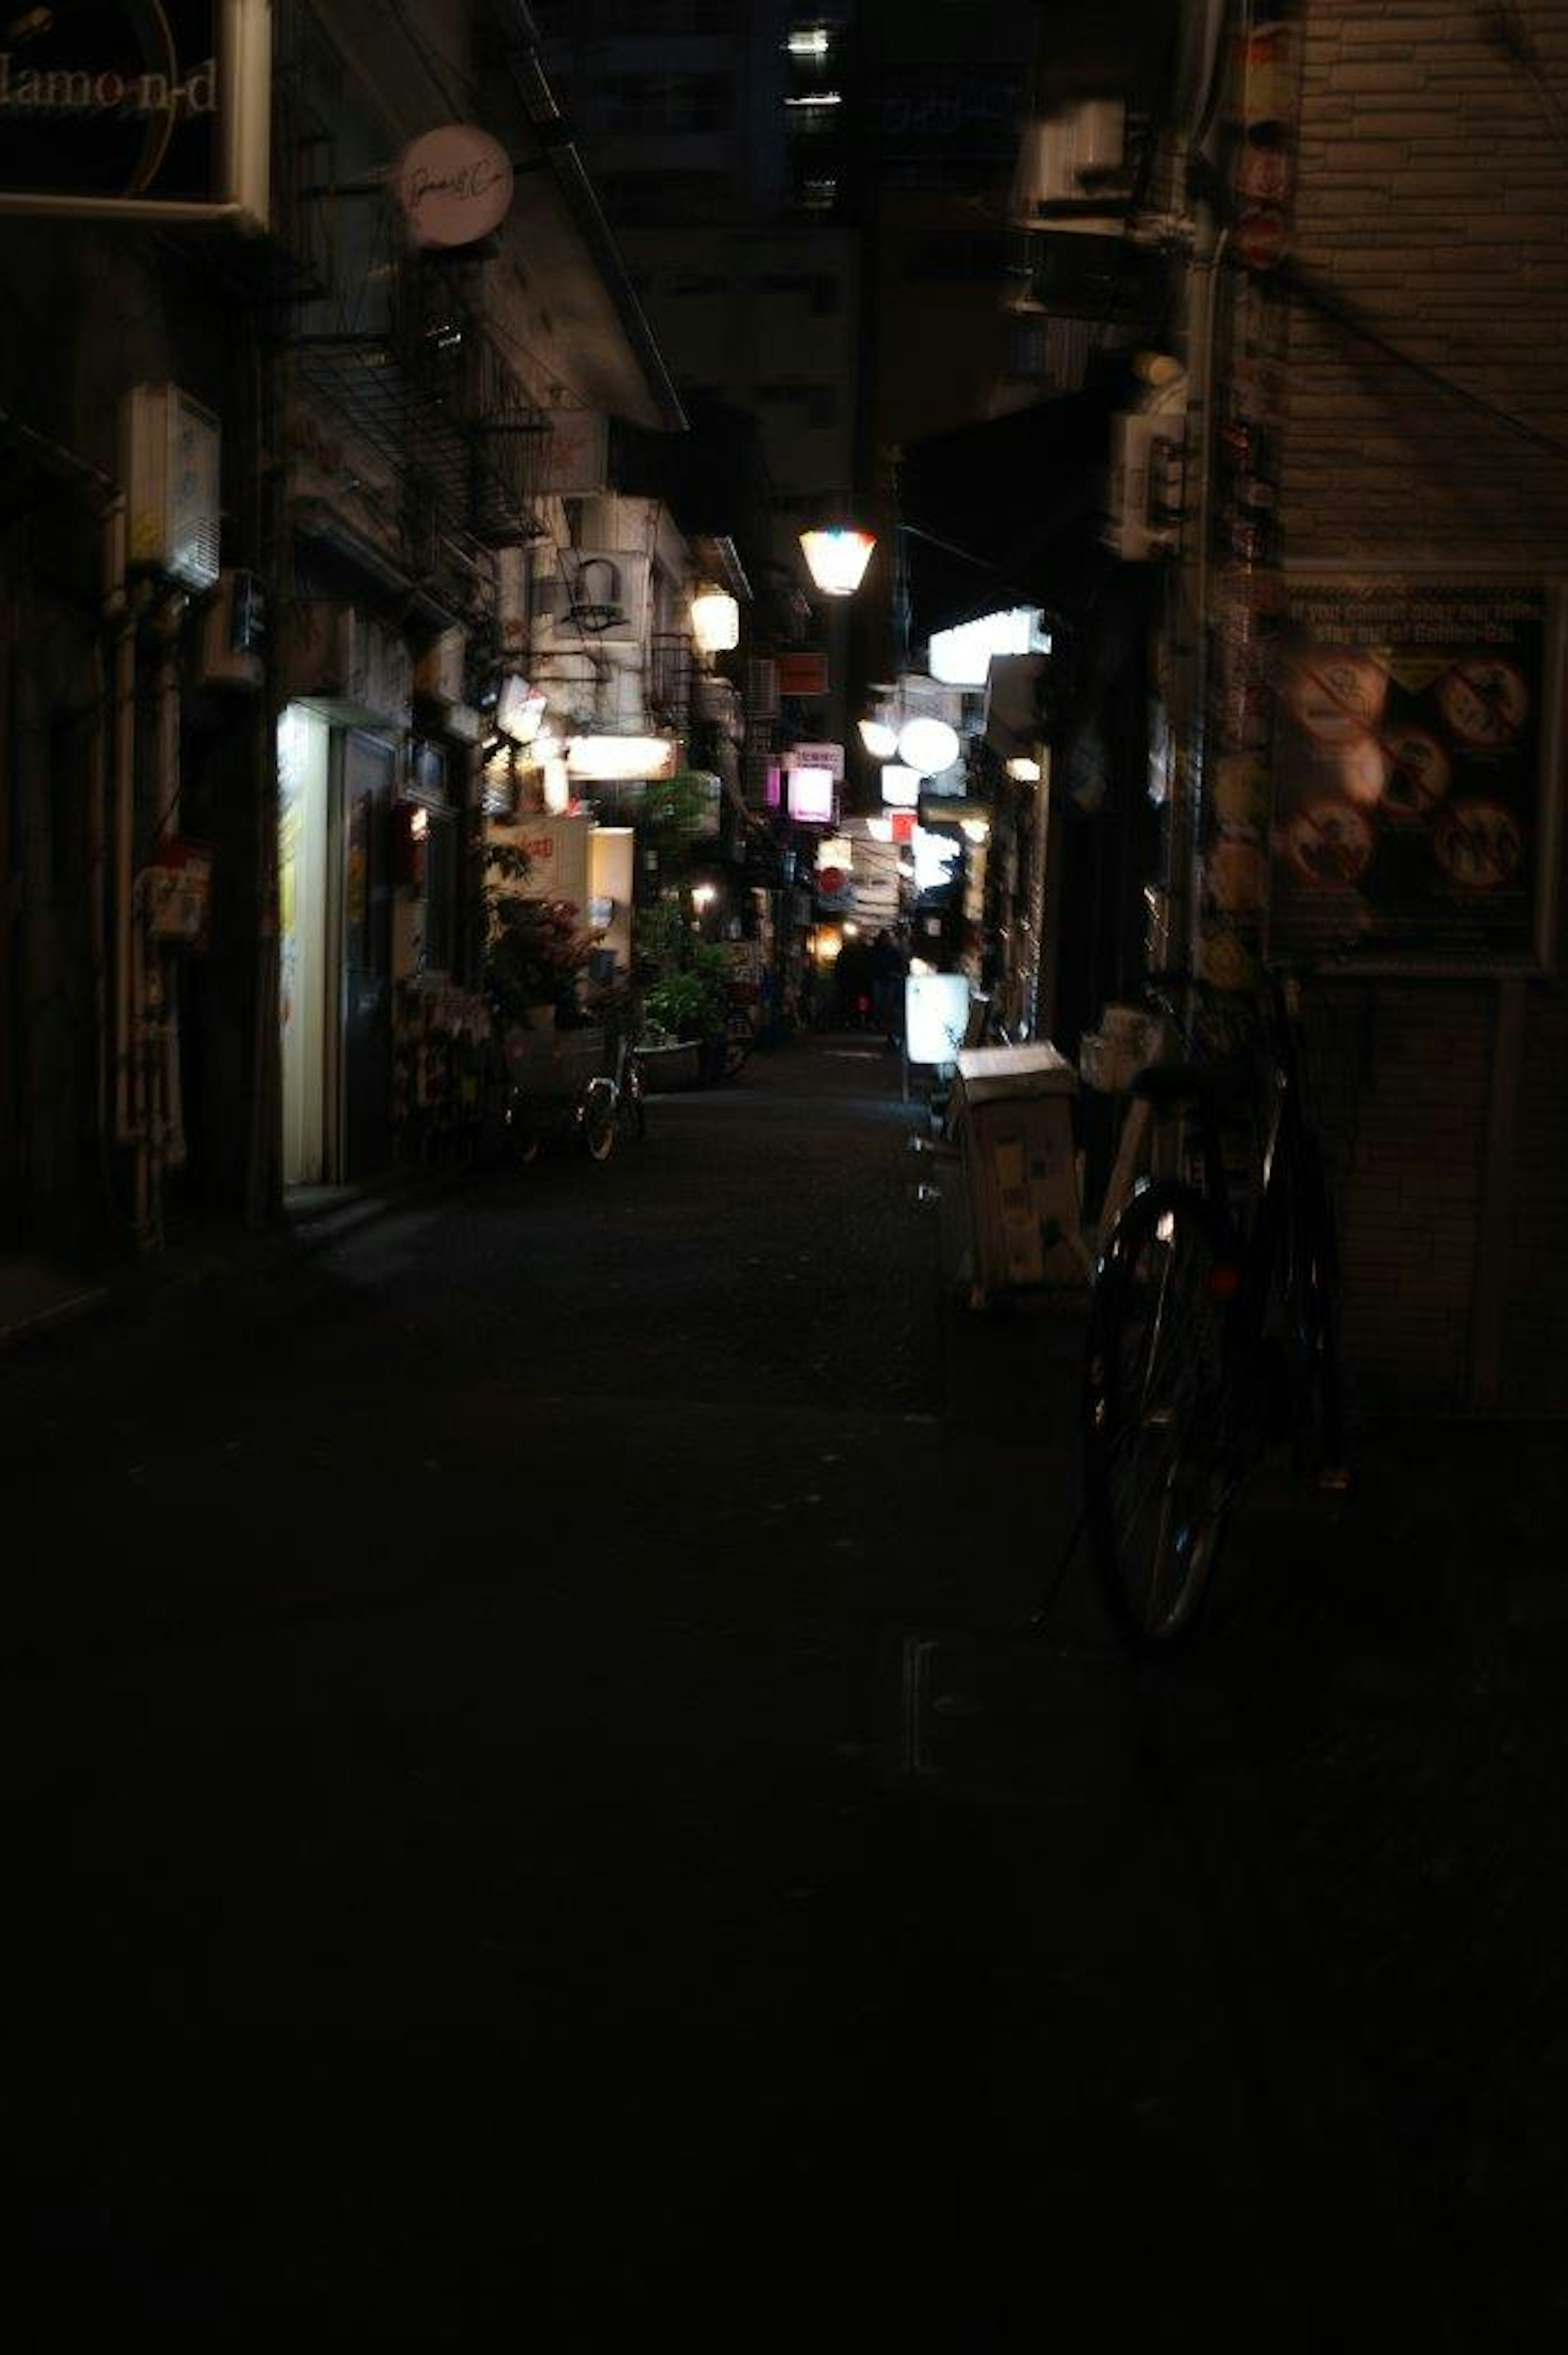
636,1040 -> 701,1092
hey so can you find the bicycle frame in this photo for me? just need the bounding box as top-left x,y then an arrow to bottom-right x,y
1080,968 -> 1347,1642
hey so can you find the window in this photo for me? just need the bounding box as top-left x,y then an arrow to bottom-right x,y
423,810 -> 457,975
601,74 -> 728,135
664,270 -> 730,298
756,382 -> 839,429
907,231 -> 1013,282
757,271 -> 842,315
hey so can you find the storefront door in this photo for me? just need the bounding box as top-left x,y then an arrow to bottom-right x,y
340,729 -> 395,1180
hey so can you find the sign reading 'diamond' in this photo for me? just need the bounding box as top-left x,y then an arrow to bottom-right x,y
396,125 -> 514,249
0,0 -> 270,225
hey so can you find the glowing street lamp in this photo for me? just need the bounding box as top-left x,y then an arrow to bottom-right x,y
799,526 -> 875,598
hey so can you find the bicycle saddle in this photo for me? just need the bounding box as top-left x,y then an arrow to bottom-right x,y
1130,1049 -> 1257,1111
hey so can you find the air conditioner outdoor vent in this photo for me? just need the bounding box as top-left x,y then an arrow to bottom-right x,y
121,384 -> 222,593
746,657 -> 780,720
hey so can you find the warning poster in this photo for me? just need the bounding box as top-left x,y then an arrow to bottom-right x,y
1267,581 -> 1559,969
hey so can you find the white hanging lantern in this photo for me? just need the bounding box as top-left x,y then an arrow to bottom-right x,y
690,587 -> 740,654
897,715 -> 962,776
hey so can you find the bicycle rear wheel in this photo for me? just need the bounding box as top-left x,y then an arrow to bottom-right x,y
722,1008 -> 755,1079
1084,1182 -> 1236,1643
1279,1133 -> 1347,1485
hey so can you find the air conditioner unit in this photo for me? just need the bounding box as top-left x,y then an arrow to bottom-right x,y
745,657 -> 780,720
121,384 -> 221,593
1011,98 -> 1129,232
1106,406 -> 1187,562
415,628 -> 467,707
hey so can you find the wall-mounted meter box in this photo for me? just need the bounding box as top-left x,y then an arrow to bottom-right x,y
122,384 -> 222,593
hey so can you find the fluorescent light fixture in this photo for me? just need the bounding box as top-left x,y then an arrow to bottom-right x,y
786,90 -> 841,106
566,734 -> 675,781
1006,756 -> 1042,782
858,717 -> 900,760
690,587 -> 740,654
788,28 -> 831,57
799,526 -> 875,597
897,716 -> 961,775
929,607 -> 1043,687
880,766 -> 920,808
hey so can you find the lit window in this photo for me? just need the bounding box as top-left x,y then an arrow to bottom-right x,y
788,28 -> 831,60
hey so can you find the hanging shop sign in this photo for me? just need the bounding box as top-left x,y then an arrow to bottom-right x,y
788,740 -> 844,780
532,551 -> 650,648
778,651 -> 828,698
786,767 -> 837,825
1267,580 -> 1561,972
395,124 -> 513,249
536,411 -> 609,496
0,0 -> 270,226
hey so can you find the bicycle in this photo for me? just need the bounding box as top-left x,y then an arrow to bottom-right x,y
1081,969 -> 1348,1645
489,1004 -> 646,1166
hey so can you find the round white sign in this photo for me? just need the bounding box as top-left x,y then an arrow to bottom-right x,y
396,125 -> 514,249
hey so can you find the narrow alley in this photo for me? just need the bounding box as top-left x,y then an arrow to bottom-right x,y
1,1037 -> 1508,2347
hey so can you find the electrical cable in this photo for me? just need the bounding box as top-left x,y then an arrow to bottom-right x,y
1280,256 -> 1568,468
1483,2 -> 1568,160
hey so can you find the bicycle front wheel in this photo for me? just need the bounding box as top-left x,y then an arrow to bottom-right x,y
1084,1182 -> 1236,1644
616,1057 -> 646,1144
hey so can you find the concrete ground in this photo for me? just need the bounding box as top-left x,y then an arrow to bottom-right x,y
1,1034 -> 1561,2344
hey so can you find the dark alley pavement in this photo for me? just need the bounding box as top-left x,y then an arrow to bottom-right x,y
3,1035 -> 1564,2345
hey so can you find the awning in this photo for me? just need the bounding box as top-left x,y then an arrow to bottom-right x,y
897,390 -> 1120,645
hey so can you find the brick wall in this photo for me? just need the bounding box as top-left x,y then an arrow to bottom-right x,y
1285,0 -> 1568,568
1278,0 -> 1568,1411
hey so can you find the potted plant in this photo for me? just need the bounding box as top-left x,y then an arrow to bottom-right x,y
638,941 -> 734,1088
483,842 -> 600,1086
483,844 -> 586,1017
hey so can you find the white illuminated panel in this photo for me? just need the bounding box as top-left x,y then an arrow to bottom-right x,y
929,607 -> 1046,687
905,972 -> 971,1066
788,767 -> 836,823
